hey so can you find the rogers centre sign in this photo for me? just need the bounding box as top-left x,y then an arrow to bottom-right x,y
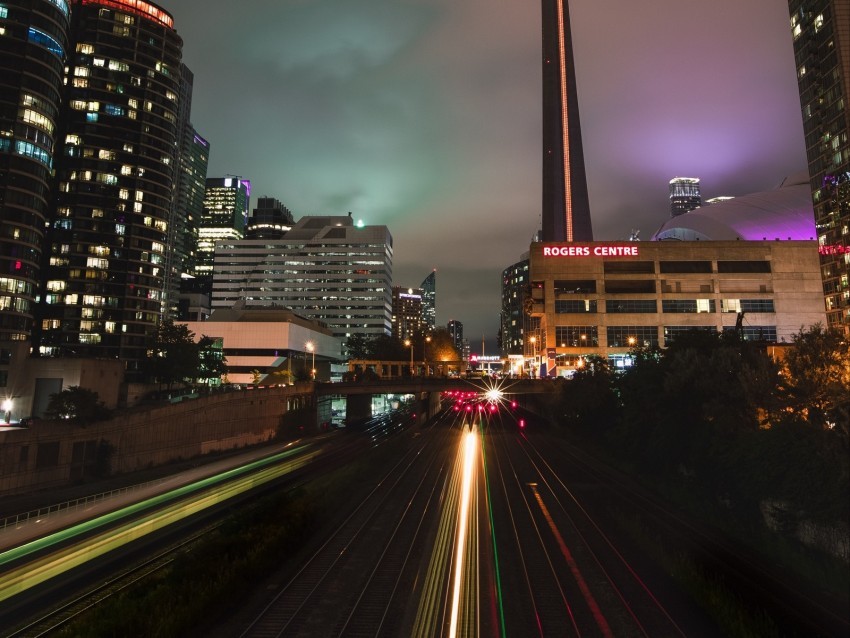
543,245 -> 639,257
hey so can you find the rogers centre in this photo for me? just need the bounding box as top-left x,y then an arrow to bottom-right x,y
543,245 -> 639,257
525,240 -> 825,377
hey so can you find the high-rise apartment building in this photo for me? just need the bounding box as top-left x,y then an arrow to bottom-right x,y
669,177 -> 702,217
36,0 -> 182,377
788,0 -> 850,334
391,286 -> 424,340
196,177 -> 250,275
541,0 -> 593,242
420,270 -> 436,331
211,215 -> 393,339
0,0 -> 70,343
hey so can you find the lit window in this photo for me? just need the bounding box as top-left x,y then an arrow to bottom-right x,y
77,43 -> 94,54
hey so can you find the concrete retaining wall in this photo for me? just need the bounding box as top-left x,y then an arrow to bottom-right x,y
0,386 -> 314,497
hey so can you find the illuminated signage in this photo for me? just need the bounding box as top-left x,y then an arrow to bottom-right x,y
819,244 -> 849,255
82,0 -> 174,29
542,244 -> 639,257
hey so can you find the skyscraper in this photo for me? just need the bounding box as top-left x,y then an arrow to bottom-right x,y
669,177 -> 701,217
36,0 -> 182,377
541,0 -> 593,242
162,64 -> 208,319
420,270 -> 436,331
0,0 -> 70,343
788,0 -> 850,334
197,177 -> 250,275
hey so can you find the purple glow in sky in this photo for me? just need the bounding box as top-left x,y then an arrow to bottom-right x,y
164,0 -> 807,348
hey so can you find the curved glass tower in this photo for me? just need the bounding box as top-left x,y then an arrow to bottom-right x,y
0,0 -> 70,342
541,0 -> 593,242
36,0 -> 182,377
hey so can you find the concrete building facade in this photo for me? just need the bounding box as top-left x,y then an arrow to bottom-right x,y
211,215 -> 393,340
528,241 -> 826,376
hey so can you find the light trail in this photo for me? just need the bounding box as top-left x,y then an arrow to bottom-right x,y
530,483 -> 614,638
449,430 -> 478,638
0,448 -> 319,603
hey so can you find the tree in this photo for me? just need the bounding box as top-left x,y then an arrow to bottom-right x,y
198,335 -> 228,387
146,319 -> 201,389
345,334 -> 370,360
44,386 -> 111,423
425,328 -> 461,363
783,324 -> 850,434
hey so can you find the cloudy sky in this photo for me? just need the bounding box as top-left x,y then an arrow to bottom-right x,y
163,0 -> 807,350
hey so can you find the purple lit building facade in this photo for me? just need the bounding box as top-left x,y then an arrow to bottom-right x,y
788,0 -> 850,334
541,0 -> 592,242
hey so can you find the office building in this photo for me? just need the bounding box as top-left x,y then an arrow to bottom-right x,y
788,0 -> 850,334
35,0 -> 182,378
528,240 -> 825,376
669,177 -> 701,217
391,286 -> 424,340
541,0 -> 593,242
0,0 -> 70,343
245,196 -> 294,239
196,177 -> 250,275
211,215 -> 393,339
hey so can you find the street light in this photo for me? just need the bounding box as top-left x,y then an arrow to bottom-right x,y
2,398 -> 11,423
404,339 -> 414,375
425,335 -> 432,376
305,341 -> 315,380
529,335 -> 537,378
627,336 -> 636,347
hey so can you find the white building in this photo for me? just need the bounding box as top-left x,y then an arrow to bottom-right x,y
211,215 -> 393,339
181,307 -> 341,385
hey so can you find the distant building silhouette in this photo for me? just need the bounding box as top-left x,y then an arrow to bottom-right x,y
669,177 -> 701,217
420,270 -> 436,331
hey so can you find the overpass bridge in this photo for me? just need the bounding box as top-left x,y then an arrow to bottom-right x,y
315,378 -> 558,424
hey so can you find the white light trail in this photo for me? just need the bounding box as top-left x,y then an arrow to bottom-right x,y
449,430 -> 478,638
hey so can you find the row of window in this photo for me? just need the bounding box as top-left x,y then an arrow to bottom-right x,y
555,299 -> 776,314
551,325 -> 779,348
596,260 -> 772,275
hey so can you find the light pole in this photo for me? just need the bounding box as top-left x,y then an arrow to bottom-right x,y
306,341 -> 315,380
529,335 -> 537,378
424,335 -> 431,376
2,398 -> 11,423
404,338 -> 413,375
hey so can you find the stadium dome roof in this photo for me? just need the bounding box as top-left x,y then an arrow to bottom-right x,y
651,172 -> 816,241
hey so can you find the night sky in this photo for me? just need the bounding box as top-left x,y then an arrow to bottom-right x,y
163,0 -> 807,350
